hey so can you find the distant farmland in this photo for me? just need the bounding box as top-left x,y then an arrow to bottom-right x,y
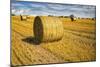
11,15 -> 96,66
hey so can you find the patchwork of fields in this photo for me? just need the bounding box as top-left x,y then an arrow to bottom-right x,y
11,16 -> 96,66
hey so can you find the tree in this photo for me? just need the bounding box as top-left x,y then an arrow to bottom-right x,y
12,14 -> 15,16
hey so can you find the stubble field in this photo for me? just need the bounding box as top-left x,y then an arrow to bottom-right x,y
11,16 -> 96,66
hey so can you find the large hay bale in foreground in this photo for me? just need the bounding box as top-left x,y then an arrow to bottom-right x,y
33,16 -> 64,43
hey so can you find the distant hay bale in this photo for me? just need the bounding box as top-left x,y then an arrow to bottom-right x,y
20,15 -> 27,21
27,16 -> 30,19
33,16 -> 64,43
74,17 -> 77,21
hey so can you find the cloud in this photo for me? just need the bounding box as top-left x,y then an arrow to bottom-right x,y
46,4 -> 69,11
11,1 -> 96,18
11,3 -> 25,7
29,3 -> 45,8
12,8 -> 31,15
12,9 -> 17,14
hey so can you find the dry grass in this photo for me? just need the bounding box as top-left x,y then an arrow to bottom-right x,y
11,16 -> 96,66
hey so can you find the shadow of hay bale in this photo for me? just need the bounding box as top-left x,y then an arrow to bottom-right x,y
22,36 -> 62,45
22,36 -> 41,45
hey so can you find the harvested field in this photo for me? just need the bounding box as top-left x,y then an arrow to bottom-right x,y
11,16 -> 96,66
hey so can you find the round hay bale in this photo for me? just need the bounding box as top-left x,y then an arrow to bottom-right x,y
20,15 -> 27,21
33,16 -> 64,43
27,16 -> 30,19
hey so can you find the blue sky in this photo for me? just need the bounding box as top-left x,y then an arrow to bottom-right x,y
11,0 -> 96,18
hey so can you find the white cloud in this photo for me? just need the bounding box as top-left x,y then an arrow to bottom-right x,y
12,9 -> 16,14
47,4 -> 68,10
29,3 -> 45,8
11,2 -> 96,18
11,3 -> 25,7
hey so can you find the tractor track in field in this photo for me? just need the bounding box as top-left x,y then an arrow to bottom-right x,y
13,21 -> 33,30
12,29 -> 26,37
12,48 -> 24,65
64,28 -> 95,34
12,28 -> 64,65
12,24 -> 81,62
64,29 -> 96,40
12,28 -> 63,61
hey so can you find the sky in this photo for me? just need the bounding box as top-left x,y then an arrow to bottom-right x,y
11,0 -> 96,18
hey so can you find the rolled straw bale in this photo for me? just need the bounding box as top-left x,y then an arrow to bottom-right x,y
27,15 -> 30,19
20,15 -> 27,21
33,16 -> 64,42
